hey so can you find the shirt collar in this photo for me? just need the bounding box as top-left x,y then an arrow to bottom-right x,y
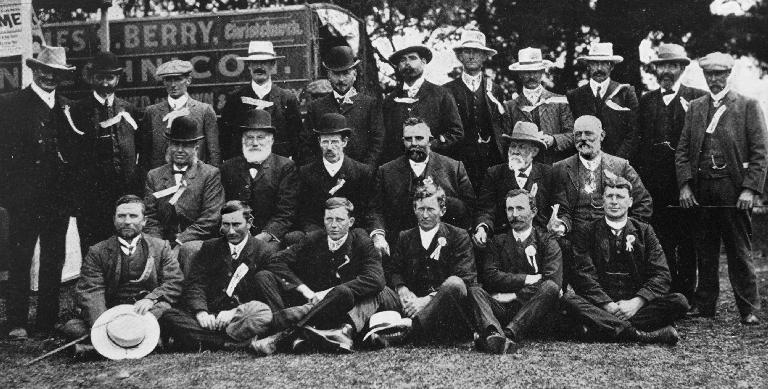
93,91 -> 115,107
516,163 -> 533,177
461,72 -> 483,91
512,226 -> 533,242
403,75 -> 426,94
172,164 -> 189,172
523,85 -> 543,103
409,155 -> 430,176
419,224 -> 440,249
31,81 -> 56,108
710,86 -> 731,103
117,235 -> 141,248
579,152 -> 602,171
228,236 -> 250,257
252,80 -> 273,99
333,87 -> 357,102
605,217 -> 628,231
328,233 -> 348,252
589,78 -> 611,98
323,156 -> 344,176
167,94 -> 189,110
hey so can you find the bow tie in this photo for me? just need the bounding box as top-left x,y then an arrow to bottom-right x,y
247,162 -> 262,170
662,89 -> 675,96
517,171 -> 528,178
172,170 -> 187,175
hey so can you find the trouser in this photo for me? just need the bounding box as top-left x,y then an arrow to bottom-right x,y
693,177 -> 760,316
6,207 -> 69,331
469,280 -> 561,340
60,301 -> 172,340
562,293 -> 689,340
651,204 -> 698,301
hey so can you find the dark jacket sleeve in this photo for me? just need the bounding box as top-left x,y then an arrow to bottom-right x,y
433,90 -> 464,152
473,169 -> 497,231
76,247 -> 109,326
449,228 -> 478,286
285,92 -> 303,159
263,161 -> 299,239
365,97 -> 385,167
385,231 -> 408,289
340,231 -> 385,298
624,162 -> 653,222
183,242 -> 214,313
451,160 -> 477,228
552,102 -> 575,152
635,224 -> 671,302
142,172 -> 164,239
265,243 -> 307,290
570,224 -> 613,306
144,239 -> 184,305
616,86 -> 640,160
368,166 -> 387,233
550,162 -> 573,232
202,104 -> 221,167
178,168 -> 225,242
540,232 -> 563,288
743,98 -> 768,194
481,237 -> 527,293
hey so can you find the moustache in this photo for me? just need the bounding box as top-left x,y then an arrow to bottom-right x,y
592,70 -> 607,77
251,68 -> 267,74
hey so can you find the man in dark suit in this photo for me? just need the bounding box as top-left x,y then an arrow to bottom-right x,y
141,59 -> 220,169
369,117 -> 475,258
70,52 -> 145,252
636,44 -> 707,302
160,201 -> 281,351
566,43 -> 639,160
564,177 -> 688,345
676,52 -> 768,325
0,46 -> 76,339
505,47 -> 575,165
220,109 -> 298,252
304,46 -> 384,167
443,31 -> 506,190
220,41 -> 303,161
381,45 -> 463,163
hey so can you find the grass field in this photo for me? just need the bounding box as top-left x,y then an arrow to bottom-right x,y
2,260 -> 768,388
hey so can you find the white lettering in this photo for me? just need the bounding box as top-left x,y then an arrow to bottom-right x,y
124,25 -> 140,49
161,24 -> 177,47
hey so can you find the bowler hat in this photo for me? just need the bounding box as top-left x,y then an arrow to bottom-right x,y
90,305 -> 160,360
502,121 -> 547,149
164,115 -> 203,142
389,45 -> 433,64
237,41 -> 285,62
649,43 -> 690,66
577,42 -> 624,63
238,109 -> 276,133
323,45 -> 361,72
313,113 -> 352,137
26,45 -> 75,74
91,51 -> 124,74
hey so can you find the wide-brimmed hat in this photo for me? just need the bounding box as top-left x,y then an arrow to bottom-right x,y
502,121 -> 547,149
155,60 -> 193,79
26,45 -> 75,74
453,30 -> 497,56
389,45 -> 433,64
649,43 -> 691,66
362,311 -> 412,342
164,115 -> 204,142
509,47 -> 553,72
577,42 -> 624,63
313,113 -> 352,137
323,45 -> 361,72
91,51 -> 124,74
238,109 -> 276,133
90,305 -> 160,360
237,41 -> 285,62
699,52 -> 734,71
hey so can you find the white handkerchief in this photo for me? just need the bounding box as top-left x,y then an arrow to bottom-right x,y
226,263 -> 250,297
241,96 -> 274,109
394,97 -> 418,104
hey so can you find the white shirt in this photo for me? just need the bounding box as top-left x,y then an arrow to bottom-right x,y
523,85 -> 543,104
31,81 -> 56,109
323,156 -> 344,177
228,236 -> 249,260
93,91 -> 115,107
333,87 -> 357,104
710,86 -> 731,107
605,217 -> 628,236
172,164 -> 188,186
461,72 -> 483,92
514,163 -> 533,189
660,80 -> 681,106
117,236 -> 141,256
589,78 -> 611,99
328,234 -> 348,252
402,75 -> 426,98
512,226 -> 532,243
579,152 -> 602,172
419,225 -> 439,250
409,155 -> 430,178
252,80 -> 273,99
167,94 -> 189,111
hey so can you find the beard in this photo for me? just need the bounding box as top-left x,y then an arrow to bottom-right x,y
406,146 -> 428,162
243,146 -> 270,163
508,155 -> 527,171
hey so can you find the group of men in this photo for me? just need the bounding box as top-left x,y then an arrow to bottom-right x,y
1,29 -> 766,358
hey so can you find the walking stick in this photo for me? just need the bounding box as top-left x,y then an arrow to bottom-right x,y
25,334 -> 89,366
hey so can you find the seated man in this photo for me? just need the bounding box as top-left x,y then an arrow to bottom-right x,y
385,180 -> 501,353
61,195 -> 183,349
473,188 -> 563,351
160,201 -> 283,351
250,197 -> 394,354
563,177 -> 689,345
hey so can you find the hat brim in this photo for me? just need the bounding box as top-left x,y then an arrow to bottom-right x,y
389,46 -> 433,64
163,133 -> 205,142
25,57 -> 75,73
93,67 -> 125,74
237,54 -> 285,62
238,125 -> 276,133
509,61 -> 553,72
362,321 -> 411,341
649,57 -> 691,66
313,128 -> 353,136
323,59 -> 361,72
453,44 -> 497,56
90,305 -> 160,360
577,55 -> 624,63
502,133 -> 547,149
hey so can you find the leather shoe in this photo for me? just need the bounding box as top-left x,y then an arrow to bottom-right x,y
623,325 -> 679,346
484,332 -> 519,355
7,327 -> 28,341
291,334 -> 313,354
303,324 -> 354,354
687,306 -> 715,318
741,314 -> 760,326
250,330 -> 291,356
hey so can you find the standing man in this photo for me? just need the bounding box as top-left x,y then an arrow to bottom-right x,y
220,109 -> 298,252
443,31 -> 506,189
636,44 -> 707,301
676,52 -> 768,325
141,59 -> 220,169
506,47 -> 575,165
381,45 -> 463,163
70,51 -> 144,252
305,45 -> 385,167
0,46 -> 75,339
220,41 -> 303,161
567,43 -> 639,160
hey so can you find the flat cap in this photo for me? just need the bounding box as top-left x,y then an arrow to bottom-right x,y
699,52 -> 734,71
155,60 -> 193,78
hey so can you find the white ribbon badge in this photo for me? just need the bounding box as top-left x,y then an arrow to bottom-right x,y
485,81 -> 505,114
520,96 -> 568,112
429,237 -> 448,261
129,256 -> 155,284
328,178 -> 346,195
394,97 -> 419,104
241,96 -> 274,109
705,105 -> 727,134
63,105 -> 85,135
99,111 -> 138,130
162,107 -> 191,128
525,245 -> 538,273
226,263 -> 250,297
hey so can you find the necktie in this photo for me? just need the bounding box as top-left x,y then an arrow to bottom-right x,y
662,89 -> 675,95
595,86 -> 602,99
231,249 -> 238,260
173,170 -> 186,176
121,244 -> 135,256
247,162 -> 262,170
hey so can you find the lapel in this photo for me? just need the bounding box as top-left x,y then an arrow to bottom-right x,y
237,235 -> 257,266
501,165 -> 518,190
596,221 -> 612,268
525,163 -> 544,191
159,164 -> 176,188
599,154 -> 616,185
691,94 -> 712,158
514,94 -> 535,121
602,80 -> 621,103
714,91 -> 738,135
105,236 -> 122,287
392,156 -> 412,198
338,93 -> 358,115
423,223 -> 448,261
424,152 -> 443,181
565,155 -> 580,190
218,238 -> 234,270
330,233 -> 353,271
251,153 -> 275,185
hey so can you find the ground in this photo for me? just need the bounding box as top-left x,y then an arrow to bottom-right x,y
2,261 -> 768,388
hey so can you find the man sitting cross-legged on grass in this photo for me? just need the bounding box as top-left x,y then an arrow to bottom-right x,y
563,176 -> 689,345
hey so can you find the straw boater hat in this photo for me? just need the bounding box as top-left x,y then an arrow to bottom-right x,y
237,41 -> 285,62
649,43 -> 691,66
577,42 -> 624,63
699,52 -> 735,71
362,311 -> 412,343
90,305 -> 160,360
453,30 -> 497,56
388,45 -> 433,64
323,45 -> 361,72
313,113 -> 352,137
508,47 -> 553,72
164,115 -> 204,142
91,51 -> 124,74
25,45 -> 75,74
502,121 -> 547,149
238,109 -> 276,133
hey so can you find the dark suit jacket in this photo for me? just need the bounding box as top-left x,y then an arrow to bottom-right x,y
76,234 -> 183,325
567,80 -> 639,160
570,218 -> 670,306
505,89 -> 575,164
675,91 -> 768,194
220,84 -> 303,161
481,226 -> 563,292
141,97 -> 220,169
381,81 -> 464,162
267,228 -> 385,300
369,152 -> 476,242
144,161 -> 224,243
184,235 -> 277,313
551,153 -> 652,228
636,85 -> 708,206
386,222 -> 477,297
305,92 -> 385,166
443,76 -> 507,158
296,157 -> 374,232
221,154 -> 298,240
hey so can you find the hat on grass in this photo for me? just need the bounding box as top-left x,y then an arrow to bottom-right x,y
90,305 -> 160,360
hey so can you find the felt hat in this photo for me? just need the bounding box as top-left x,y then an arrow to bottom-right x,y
502,121 -> 547,149
91,51 -> 124,74
577,42 -> 624,63
453,30 -> 497,56
155,60 -> 193,78
90,305 -> 160,360
362,311 -> 412,342
164,115 -> 203,142
699,52 -> 735,71
238,109 -> 276,133
25,45 -> 75,74
389,45 -> 433,64
237,41 -> 285,62
313,113 -> 352,136
508,47 -> 553,72
649,43 -> 691,66
322,45 -> 361,72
